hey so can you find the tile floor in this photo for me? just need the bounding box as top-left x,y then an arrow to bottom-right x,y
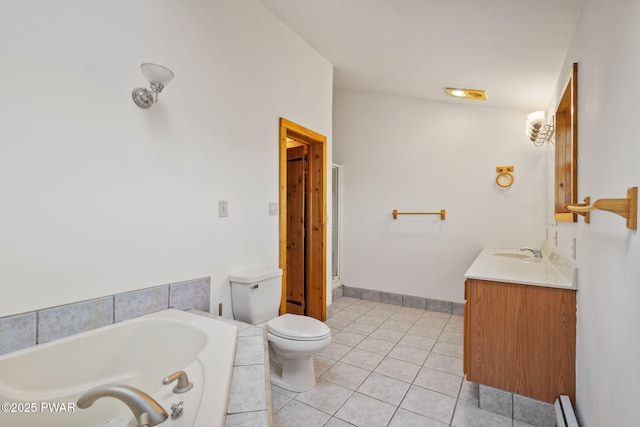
271,297 -> 536,427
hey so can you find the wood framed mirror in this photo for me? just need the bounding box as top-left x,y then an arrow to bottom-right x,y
554,62 -> 578,222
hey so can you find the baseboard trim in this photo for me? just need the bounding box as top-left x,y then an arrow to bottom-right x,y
335,285 -> 463,316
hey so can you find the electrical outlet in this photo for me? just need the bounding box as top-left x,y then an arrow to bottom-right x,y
218,200 -> 228,217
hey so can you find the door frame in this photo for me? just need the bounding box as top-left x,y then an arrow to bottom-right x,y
279,118 -> 327,321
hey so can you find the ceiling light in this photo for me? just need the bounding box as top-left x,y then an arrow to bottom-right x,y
444,87 -> 487,100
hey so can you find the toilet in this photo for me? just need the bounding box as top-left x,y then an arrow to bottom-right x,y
229,268 -> 331,392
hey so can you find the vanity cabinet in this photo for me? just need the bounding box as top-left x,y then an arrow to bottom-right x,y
463,278 -> 576,403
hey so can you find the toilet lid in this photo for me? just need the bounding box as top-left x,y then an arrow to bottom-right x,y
267,314 -> 331,341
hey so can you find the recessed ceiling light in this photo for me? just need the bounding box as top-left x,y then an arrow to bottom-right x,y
444,87 -> 487,100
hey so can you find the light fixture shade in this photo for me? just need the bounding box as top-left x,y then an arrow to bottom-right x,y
526,111 -> 545,126
140,63 -> 175,85
525,111 -> 554,146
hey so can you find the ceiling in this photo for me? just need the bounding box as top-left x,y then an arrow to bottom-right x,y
258,0 -> 585,111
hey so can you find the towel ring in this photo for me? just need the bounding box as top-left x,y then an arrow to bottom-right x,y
496,166 -> 514,188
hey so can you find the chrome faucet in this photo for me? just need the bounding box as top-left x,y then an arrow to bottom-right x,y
77,383 -> 168,427
520,247 -> 542,258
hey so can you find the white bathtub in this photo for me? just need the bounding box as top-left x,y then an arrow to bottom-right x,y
0,309 -> 237,427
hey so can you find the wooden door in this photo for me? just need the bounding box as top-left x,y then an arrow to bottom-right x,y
279,118 -> 327,321
286,145 -> 306,314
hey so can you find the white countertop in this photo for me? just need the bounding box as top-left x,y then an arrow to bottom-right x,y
464,242 -> 577,290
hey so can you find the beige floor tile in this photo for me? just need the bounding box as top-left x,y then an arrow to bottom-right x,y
356,372 -> 410,405
340,347 -> 385,371
271,389 -> 294,413
415,316 -> 449,328
332,330 -> 367,347
335,392 -> 397,427
389,312 -> 421,323
379,319 -> 413,332
274,400 -> 331,427
320,361 -> 371,390
353,314 -> 387,326
343,321 -> 377,335
341,304 -> 371,314
325,317 -> 352,330
369,327 -> 405,343
424,352 -> 464,376
399,333 -> 436,351
295,379 -> 353,415
419,311 -> 451,321
312,355 -> 336,377
452,399 -> 513,427
407,324 -> 444,339
433,340 -> 463,359
271,384 -> 299,399
414,366 -> 463,397
400,385 -> 457,424
332,310 -> 363,321
356,336 -> 396,356
388,408 -> 448,427
387,344 -> 429,365
323,417 -> 354,427
365,308 -> 395,319
438,329 -> 463,345
317,342 -> 352,360
374,357 -> 421,383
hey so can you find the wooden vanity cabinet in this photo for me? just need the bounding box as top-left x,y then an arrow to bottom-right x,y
464,278 -> 576,403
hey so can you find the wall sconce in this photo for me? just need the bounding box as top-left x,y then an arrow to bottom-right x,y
132,63 -> 175,109
525,111 -> 554,147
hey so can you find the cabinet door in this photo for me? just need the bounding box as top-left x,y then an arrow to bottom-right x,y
465,279 -> 576,403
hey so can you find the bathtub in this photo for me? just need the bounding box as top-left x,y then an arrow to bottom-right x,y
0,309 -> 237,427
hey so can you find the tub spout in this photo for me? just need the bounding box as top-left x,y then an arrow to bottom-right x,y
77,383 -> 168,426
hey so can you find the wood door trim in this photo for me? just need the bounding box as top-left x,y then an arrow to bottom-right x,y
279,118 -> 327,321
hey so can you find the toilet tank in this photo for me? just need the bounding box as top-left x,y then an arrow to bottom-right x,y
229,268 -> 283,324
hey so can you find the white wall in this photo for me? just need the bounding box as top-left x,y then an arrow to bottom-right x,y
548,0 -> 640,424
0,0 -> 333,318
333,90 -> 545,303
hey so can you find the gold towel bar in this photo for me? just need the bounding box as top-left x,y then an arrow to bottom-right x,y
564,186 -> 637,230
392,209 -> 446,220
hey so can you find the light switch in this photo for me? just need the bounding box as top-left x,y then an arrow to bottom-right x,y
269,202 -> 279,216
218,200 -> 228,217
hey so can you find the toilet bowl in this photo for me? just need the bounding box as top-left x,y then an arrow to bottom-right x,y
266,313 -> 331,392
229,269 -> 331,392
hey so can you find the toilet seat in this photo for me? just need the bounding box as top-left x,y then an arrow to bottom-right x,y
267,314 -> 330,341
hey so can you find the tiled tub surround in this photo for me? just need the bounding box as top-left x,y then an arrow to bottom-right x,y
191,311 -> 274,427
274,297 -> 550,427
340,285 -> 464,316
0,277 -> 210,355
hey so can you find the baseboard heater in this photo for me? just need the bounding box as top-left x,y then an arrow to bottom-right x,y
555,395 -> 579,427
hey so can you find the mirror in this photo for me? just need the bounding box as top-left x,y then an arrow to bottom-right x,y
554,62 -> 578,222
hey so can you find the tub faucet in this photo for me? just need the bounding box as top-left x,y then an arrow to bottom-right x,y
520,247 -> 542,258
162,370 -> 193,393
77,383 -> 168,427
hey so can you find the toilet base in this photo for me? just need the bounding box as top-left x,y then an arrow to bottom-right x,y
269,354 -> 316,392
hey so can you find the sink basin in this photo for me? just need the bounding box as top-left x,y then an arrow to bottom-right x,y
492,252 -> 532,259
